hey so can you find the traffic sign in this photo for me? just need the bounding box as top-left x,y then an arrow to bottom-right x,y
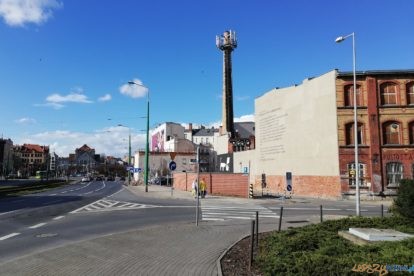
134,168 -> 142,173
126,166 -> 133,172
286,172 -> 292,192
169,161 -> 177,171
169,152 -> 177,160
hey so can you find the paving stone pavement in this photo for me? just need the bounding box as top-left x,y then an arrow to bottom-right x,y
0,219 -> 285,276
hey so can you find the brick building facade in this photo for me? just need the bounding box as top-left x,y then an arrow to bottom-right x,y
337,70 -> 414,196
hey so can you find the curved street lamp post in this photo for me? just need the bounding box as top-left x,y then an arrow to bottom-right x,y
128,81 -> 150,192
336,32 -> 360,216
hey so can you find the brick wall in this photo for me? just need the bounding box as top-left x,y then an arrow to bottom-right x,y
254,174 -> 341,198
173,172 -> 249,198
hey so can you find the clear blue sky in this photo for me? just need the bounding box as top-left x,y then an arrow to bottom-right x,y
1,0 -> 413,157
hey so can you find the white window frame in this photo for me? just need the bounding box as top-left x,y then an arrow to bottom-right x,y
386,162 -> 403,187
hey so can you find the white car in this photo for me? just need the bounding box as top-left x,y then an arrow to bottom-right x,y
81,177 -> 89,182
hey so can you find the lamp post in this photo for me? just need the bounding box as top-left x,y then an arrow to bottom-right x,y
128,81 -> 150,192
336,32 -> 360,216
118,124 -> 132,185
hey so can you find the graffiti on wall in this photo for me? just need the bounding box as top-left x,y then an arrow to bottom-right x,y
152,130 -> 165,152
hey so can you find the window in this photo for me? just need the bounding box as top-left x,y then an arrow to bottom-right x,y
410,122 -> 414,144
380,82 -> 398,105
386,162 -> 403,186
383,122 -> 401,145
407,82 -> 414,105
344,84 -> 362,106
345,122 -> 364,145
347,162 -> 366,186
412,164 -> 414,179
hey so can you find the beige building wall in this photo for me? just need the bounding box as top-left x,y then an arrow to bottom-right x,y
254,70 -> 340,177
215,134 -> 231,155
233,149 -> 256,184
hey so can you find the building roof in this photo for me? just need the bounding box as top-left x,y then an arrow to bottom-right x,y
77,144 -> 93,152
193,128 -> 219,137
234,122 -> 255,138
338,69 -> 414,77
21,144 -> 48,153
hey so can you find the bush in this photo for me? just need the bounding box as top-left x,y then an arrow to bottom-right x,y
392,179 -> 414,219
255,216 -> 414,275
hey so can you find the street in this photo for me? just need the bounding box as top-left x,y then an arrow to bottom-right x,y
0,182 -> 392,270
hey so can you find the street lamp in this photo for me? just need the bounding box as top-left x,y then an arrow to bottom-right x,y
128,81 -> 150,193
118,124 -> 132,186
336,32 -> 360,216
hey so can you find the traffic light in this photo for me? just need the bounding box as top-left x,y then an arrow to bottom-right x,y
261,173 -> 266,188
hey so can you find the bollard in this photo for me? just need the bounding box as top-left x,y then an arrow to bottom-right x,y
278,206 -> 284,232
381,204 -> 384,218
255,211 -> 259,248
320,205 -> 323,223
249,220 -> 255,271
249,183 -> 254,198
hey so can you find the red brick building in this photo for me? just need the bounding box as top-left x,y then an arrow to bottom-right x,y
337,70 -> 414,196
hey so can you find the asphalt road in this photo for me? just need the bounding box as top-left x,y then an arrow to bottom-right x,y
0,180 -> 196,263
0,181 -> 392,265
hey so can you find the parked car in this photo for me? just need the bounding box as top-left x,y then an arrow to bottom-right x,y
151,176 -> 173,186
106,175 -> 115,181
120,176 -> 126,181
81,177 -> 89,182
96,176 -> 104,181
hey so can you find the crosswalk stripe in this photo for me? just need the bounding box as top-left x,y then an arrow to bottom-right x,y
200,204 -> 277,221
71,199 -> 160,214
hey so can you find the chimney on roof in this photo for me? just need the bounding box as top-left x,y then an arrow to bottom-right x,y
189,123 -> 193,131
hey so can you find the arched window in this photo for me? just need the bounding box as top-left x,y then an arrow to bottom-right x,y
386,162 -> 403,187
344,84 -> 362,107
345,122 -> 364,145
407,82 -> 414,105
347,162 -> 366,186
380,82 -> 398,105
409,122 -> 414,144
383,121 -> 401,145
412,164 -> 414,179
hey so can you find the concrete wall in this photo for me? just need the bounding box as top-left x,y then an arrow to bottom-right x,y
254,70 -> 341,197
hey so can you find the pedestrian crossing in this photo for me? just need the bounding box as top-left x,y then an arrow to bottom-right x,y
200,204 -> 278,221
70,199 -> 159,214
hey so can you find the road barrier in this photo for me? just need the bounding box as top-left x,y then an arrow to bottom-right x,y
249,183 -> 254,198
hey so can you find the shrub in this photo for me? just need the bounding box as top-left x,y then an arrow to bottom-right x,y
392,179 -> 414,219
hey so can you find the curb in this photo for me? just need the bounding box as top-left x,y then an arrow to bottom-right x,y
217,232 -> 249,276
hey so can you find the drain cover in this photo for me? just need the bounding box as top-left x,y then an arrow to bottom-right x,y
36,233 -> 58,238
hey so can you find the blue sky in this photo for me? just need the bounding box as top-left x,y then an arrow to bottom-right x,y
0,0 -> 413,157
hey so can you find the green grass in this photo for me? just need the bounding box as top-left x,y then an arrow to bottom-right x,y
256,216 -> 414,275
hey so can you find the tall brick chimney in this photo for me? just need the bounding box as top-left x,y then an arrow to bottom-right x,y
216,30 -> 237,138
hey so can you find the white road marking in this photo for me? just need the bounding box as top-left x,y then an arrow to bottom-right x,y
28,223 -> 47,229
0,233 -> 20,241
53,216 -> 65,220
0,210 -> 18,216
